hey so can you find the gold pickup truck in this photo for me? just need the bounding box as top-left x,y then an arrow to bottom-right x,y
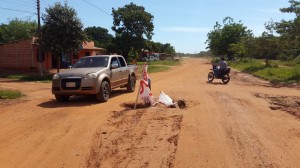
52,55 -> 137,102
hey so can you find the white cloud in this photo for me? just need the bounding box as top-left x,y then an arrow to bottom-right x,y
161,27 -> 210,33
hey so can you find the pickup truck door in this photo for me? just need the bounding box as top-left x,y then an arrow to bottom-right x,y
117,57 -> 129,84
110,57 -> 123,88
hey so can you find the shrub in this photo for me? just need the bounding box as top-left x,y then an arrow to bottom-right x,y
294,56 -> 300,64
290,66 -> 300,81
0,90 -> 23,99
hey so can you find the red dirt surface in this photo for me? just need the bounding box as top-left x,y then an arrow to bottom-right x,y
0,58 -> 300,168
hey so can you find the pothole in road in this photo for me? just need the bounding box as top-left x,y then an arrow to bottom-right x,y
177,100 -> 187,109
120,99 -> 188,110
121,102 -> 151,109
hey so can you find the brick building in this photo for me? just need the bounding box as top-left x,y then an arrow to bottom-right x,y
0,37 -> 106,71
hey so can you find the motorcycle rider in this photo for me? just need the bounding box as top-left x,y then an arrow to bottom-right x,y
218,57 -> 228,70
214,57 -> 228,77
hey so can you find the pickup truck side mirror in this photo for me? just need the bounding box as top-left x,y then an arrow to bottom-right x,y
111,63 -> 119,69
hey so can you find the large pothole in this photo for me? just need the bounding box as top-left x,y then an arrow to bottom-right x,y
120,99 -> 188,110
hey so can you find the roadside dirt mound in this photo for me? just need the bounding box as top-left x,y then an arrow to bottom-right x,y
255,93 -> 300,119
86,105 -> 183,168
231,70 -> 270,87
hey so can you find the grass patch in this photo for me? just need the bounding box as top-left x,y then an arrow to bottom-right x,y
6,74 -> 28,79
6,74 -> 52,82
147,65 -> 170,73
290,65 -> 300,81
137,60 -> 181,66
253,67 -> 294,82
136,60 -> 181,74
0,90 -> 23,99
269,60 -> 294,67
229,59 -> 300,84
258,57 -> 300,67
230,59 -> 264,73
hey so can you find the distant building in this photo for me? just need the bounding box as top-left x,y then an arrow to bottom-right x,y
159,53 -> 174,60
0,38 -> 106,71
140,50 -> 161,61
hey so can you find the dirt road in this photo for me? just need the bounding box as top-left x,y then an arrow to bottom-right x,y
0,58 -> 300,168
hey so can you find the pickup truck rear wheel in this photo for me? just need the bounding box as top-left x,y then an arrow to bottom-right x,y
97,81 -> 110,102
55,95 -> 70,102
127,75 -> 136,92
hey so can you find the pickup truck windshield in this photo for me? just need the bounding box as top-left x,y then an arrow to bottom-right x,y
73,56 -> 109,68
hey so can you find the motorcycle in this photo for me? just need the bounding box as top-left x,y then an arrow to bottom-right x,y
208,65 -> 231,84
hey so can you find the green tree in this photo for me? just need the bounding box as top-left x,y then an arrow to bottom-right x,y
229,42 -> 247,60
273,0 -> 300,59
144,40 -> 159,52
38,2 -> 85,72
144,41 -> 163,53
199,50 -> 213,57
206,17 -> 252,59
144,41 -> 175,55
232,34 -> 281,63
127,47 -> 139,63
162,43 -> 176,55
238,19 -> 282,61
84,26 -> 113,49
0,19 -> 37,43
112,2 -> 154,59
152,42 -> 164,53
256,32 -> 280,66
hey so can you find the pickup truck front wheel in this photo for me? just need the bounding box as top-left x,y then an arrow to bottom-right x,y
127,75 -> 136,92
96,81 -> 110,102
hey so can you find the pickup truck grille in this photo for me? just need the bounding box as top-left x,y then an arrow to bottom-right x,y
61,78 -> 81,90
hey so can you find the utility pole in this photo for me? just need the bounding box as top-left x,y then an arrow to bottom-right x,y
37,0 -> 41,34
37,0 -> 43,76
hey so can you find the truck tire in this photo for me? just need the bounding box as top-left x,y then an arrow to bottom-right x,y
55,95 -> 70,102
127,75 -> 136,92
96,81 -> 110,102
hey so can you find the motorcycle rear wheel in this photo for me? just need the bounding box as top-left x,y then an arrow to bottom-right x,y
222,74 -> 230,84
208,72 -> 214,82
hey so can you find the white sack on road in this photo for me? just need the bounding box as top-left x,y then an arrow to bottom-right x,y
158,91 -> 175,107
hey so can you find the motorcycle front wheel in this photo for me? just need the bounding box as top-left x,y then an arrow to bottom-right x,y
222,74 -> 230,84
208,72 -> 214,83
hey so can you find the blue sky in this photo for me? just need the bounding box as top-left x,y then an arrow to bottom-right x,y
0,0 -> 295,53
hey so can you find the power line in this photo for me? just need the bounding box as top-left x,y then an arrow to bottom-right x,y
0,1 -> 36,24
0,7 -> 32,14
81,0 -> 111,16
0,4 -> 36,13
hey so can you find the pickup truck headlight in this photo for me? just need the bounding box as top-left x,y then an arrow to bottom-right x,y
85,73 -> 97,79
53,74 -> 60,80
